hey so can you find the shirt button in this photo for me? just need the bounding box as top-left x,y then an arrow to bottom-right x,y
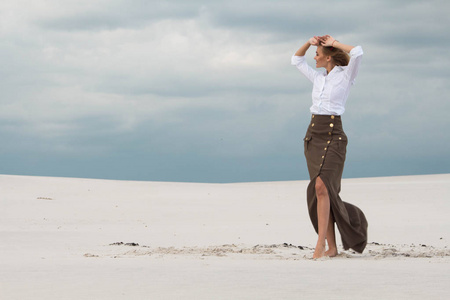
324,147 -> 327,151
322,156 -> 325,159
329,123 -> 334,128
327,141 -> 331,144
328,132 -> 332,135
312,115 -> 315,118
311,123 -> 315,127
331,115 -> 335,119
339,137 -> 342,140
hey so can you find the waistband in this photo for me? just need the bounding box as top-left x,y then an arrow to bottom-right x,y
311,114 -> 341,120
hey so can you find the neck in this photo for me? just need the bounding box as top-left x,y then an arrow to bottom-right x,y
326,63 -> 336,74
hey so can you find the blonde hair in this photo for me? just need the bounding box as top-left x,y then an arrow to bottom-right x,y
320,46 -> 350,66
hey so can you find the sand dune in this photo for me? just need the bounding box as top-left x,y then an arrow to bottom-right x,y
1,174 -> 449,299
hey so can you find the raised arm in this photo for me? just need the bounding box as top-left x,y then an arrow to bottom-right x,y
318,35 -> 355,53
319,35 -> 363,83
292,37 -> 322,83
294,37 -> 320,56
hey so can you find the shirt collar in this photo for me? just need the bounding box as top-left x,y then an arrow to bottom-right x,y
324,65 -> 344,76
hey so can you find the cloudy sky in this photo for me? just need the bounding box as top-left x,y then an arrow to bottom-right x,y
1,0 -> 449,183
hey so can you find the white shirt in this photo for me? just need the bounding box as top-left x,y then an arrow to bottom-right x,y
291,46 -> 363,115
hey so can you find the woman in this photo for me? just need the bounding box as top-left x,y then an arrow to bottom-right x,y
291,35 -> 368,259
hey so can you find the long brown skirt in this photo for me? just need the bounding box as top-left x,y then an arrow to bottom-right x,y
304,114 -> 368,253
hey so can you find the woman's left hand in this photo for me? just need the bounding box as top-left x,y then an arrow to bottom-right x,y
318,35 -> 336,47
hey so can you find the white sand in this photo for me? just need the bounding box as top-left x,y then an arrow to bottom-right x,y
1,174 -> 449,299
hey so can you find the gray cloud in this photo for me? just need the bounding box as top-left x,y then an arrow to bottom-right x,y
37,1 -> 202,31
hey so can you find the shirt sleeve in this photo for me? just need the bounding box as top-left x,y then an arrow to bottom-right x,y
345,46 -> 363,85
291,55 -> 318,83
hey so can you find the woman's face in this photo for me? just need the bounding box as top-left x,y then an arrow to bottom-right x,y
314,47 -> 329,69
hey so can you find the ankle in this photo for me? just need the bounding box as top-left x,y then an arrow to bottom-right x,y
316,241 -> 326,248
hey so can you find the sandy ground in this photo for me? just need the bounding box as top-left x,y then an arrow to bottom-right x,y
1,173 -> 449,299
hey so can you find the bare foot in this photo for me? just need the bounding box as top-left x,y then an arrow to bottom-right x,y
313,243 -> 326,259
325,248 -> 338,257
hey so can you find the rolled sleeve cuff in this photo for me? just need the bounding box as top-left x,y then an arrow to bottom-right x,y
291,55 -> 306,66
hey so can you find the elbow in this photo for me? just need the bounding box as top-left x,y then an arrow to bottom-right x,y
350,46 -> 363,57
